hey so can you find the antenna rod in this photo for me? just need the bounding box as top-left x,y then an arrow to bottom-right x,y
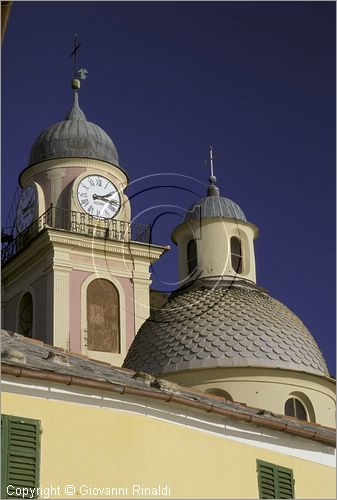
209,145 -> 214,178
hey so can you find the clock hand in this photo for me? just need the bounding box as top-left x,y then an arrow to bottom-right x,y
105,198 -> 118,205
92,194 -> 118,205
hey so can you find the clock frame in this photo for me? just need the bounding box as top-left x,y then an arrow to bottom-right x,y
75,174 -> 121,220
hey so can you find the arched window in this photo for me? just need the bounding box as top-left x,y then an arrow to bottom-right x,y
230,237 -> 242,274
87,279 -> 120,353
18,292 -> 33,338
284,398 -> 308,421
204,388 -> 233,401
187,239 -> 197,275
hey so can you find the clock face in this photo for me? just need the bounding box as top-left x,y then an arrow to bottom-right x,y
16,185 -> 37,233
77,175 -> 121,219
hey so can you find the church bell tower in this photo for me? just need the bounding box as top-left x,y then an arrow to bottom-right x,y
1,69 -> 167,366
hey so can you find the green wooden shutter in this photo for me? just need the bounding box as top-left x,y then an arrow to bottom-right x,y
257,460 -> 277,498
1,415 -> 40,499
257,460 -> 295,499
276,466 -> 294,499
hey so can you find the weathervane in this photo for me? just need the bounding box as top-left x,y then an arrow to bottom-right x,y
70,33 -> 88,90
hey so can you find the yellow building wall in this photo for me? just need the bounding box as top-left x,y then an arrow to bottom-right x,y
2,392 -> 335,499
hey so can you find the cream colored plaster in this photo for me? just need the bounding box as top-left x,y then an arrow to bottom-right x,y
132,278 -> 151,334
48,230 -> 166,261
69,270 -> 91,352
44,270 -> 54,346
165,367 -> 336,428
172,217 -> 258,285
2,243 -> 53,300
2,390 -> 336,499
33,181 -> 46,217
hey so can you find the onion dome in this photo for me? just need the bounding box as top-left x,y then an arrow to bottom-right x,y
28,91 -> 119,166
184,176 -> 246,223
123,280 -> 329,378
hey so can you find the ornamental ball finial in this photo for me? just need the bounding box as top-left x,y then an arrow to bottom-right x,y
72,79 -> 81,90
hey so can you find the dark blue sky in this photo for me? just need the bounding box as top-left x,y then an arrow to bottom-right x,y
2,2 -> 335,374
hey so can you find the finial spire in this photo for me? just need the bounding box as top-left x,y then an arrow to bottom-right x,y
70,33 -> 88,91
204,145 -> 220,196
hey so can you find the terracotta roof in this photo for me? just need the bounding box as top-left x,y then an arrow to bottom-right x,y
123,280 -> 329,377
1,330 -> 335,447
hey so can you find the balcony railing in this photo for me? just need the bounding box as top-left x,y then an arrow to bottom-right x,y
2,206 -> 151,265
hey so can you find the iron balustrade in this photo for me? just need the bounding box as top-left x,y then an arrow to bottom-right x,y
1,206 -> 151,265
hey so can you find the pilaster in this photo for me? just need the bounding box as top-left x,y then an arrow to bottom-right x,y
132,276 -> 151,335
46,168 -> 65,208
53,267 -> 70,349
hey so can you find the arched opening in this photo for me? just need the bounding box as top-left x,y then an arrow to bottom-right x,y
285,392 -> 315,422
204,388 -> 233,401
285,398 -> 308,421
187,239 -> 197,275
18,292 -> 33,338
87,279 -> 120,353
230,237 -> 242,274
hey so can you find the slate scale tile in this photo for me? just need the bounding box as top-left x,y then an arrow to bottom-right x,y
123,282 -> 328,378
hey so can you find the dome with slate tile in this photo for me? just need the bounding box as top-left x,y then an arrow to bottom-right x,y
123,280 -> 329,378
29,92 -> 119,166
184,178 -> 246,222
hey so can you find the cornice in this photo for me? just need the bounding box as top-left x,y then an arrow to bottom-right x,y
48,229 -> 167,260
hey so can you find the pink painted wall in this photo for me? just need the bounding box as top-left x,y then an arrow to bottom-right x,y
59,166 -> 86,209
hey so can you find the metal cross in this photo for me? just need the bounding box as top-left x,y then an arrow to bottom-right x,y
70,33 -> 81,78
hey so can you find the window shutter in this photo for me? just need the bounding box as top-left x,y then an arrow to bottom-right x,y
257,460 -> 277,498
257,460 -> 295,499
1,415 -> 40,499
276,466 -> 294,499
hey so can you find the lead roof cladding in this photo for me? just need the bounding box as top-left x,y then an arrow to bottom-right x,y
184,180 -> 247,223
123,280 -> 329,378
28,92 -> 119,166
